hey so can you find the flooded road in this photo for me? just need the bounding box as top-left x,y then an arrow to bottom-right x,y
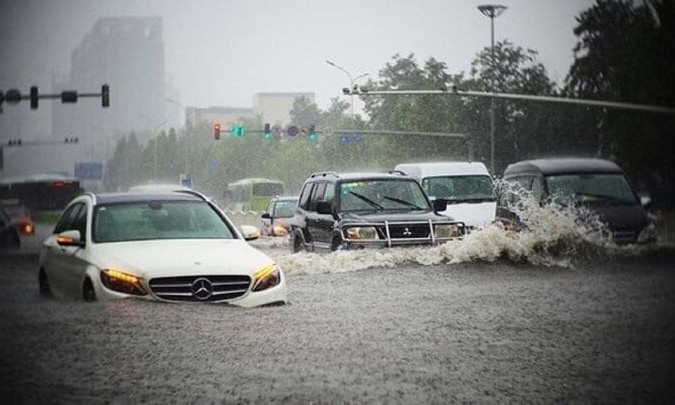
1,238 -> 674,403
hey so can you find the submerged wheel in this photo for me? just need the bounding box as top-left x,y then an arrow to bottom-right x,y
290,230 -> 304,253
82,278 -> 96,302
38,268 -> 52,298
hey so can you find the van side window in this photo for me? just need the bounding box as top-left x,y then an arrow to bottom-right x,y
530,176 -> 544,202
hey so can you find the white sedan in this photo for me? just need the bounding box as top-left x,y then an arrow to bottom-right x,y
38,190 -> 287,308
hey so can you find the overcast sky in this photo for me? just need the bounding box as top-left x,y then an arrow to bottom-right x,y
1,0 -> 594,111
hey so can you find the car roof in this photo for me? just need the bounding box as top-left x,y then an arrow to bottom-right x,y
91,191 -> 205,205
503,158 -> 624,177
395,161 -> 491,177
308,171 -> 414,182
128,184 -> 192,193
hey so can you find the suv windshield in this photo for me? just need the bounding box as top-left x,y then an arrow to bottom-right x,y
423,175 -> 495,203
93,201 -> 235,243
339,179 -> 429,212
546,173 -> 637,205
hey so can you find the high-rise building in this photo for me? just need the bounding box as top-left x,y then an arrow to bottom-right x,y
52,16 -> 170,177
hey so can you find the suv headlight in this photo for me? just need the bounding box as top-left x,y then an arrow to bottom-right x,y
252,263 -> 282,292
434,224 -> 462,238
100,268 -> 147,296
345,226 -> 380,240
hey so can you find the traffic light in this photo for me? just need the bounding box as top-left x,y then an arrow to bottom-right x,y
231,125 -> 245,137
263,123 -> 272,141
308,124 -> 318,142
213,123 -> 221,140
30,86 -> 38,109
101,84 -> 110,107
64,137 -> 79,143
7,139 -> 22,146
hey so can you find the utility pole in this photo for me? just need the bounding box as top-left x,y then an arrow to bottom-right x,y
478,4 -> 507,174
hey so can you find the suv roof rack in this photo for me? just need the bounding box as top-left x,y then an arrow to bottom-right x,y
309,171 -> 339,179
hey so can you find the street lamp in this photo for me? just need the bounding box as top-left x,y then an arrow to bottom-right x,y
478,4 -> 507,175
326,60 -> 369,119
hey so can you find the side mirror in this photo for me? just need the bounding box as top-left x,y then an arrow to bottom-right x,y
56,230 -> 84,247
640,195 -> 652,208
240,225 -> 260,241
261,212 -> 271,219
433,199 -> 447,212
316,201 -> 333,215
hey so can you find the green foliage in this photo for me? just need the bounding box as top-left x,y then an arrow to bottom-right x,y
565,0 -> 675,205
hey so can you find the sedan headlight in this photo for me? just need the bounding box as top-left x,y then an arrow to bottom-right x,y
434,224 -> 462,238
252,263 -> 282,292
100,268 -> 147,296
345,226 -> 380,240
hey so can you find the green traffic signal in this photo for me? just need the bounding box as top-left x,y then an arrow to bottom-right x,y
308,124 -> 317,142
263,123 -> 272,140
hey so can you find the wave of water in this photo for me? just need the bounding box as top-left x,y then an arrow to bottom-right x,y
251,185 -> 663,275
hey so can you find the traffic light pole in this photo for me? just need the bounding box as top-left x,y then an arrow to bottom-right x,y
342,86 -> 675,115
0,84 -> 110,112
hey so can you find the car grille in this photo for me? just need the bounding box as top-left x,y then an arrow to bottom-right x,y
388,224 -> 431,238
149,275 -> 251,302
612,230 -> 637,245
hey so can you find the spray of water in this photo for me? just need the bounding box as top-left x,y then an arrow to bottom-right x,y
253,180 -> 656,275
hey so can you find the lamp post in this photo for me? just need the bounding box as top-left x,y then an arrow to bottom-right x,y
326,60 -> 369,119
478,4 -> 507,175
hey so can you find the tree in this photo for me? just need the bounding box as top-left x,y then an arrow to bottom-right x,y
565,0 -> 675,206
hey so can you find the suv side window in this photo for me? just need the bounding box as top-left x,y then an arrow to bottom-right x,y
298,183 -> 314,210
309,182 -> 327,212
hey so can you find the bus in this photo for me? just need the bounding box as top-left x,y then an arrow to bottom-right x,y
225,178 -> 285,212
0,174 -> 82,215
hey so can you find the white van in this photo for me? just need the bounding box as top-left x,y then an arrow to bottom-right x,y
395,161 -> 496,230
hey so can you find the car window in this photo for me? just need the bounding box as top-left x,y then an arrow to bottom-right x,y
54,202 -> 86,234
93,200 -> 236,243
273,200 -> 297,218
298,183 -> 314,210
423,175 -> 495,202
309,182 -> 327,211
546,173 -> 637,204
339,179 -> 429,212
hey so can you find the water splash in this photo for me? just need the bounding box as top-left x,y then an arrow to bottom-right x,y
253,182 -> 658,275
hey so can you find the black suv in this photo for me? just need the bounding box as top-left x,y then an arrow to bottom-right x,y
289,171 -> 466,253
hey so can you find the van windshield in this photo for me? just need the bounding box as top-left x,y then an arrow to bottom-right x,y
423,175 -> 495,203
546,173 -> 637,205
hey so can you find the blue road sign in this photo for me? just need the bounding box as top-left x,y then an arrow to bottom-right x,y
339,134 -> 363,144
74,162 -> 103,180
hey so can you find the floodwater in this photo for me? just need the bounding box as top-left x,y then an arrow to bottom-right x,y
1,195 -> 674,403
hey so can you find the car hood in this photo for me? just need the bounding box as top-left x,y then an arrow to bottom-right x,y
441,201 -> 496,228
589,203 -> 650,231
89,239 -> 274,278
339,210 -> 455,224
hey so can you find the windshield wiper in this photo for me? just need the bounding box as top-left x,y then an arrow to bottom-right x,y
381,195 -> 424,209
349,191 -> 384,210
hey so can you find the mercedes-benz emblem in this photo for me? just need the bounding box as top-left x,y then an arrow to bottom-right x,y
191,277 -> 213,301
402,227 -> 412,236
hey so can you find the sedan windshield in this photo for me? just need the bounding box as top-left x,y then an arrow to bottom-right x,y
339,180 -> 429,212
546,173 -> 638,205
93,201 -> 235,243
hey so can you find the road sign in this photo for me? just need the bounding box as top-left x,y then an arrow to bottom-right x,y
179,174 -> 193,189
339,134 -> 363,144
74,162 -> 103,180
